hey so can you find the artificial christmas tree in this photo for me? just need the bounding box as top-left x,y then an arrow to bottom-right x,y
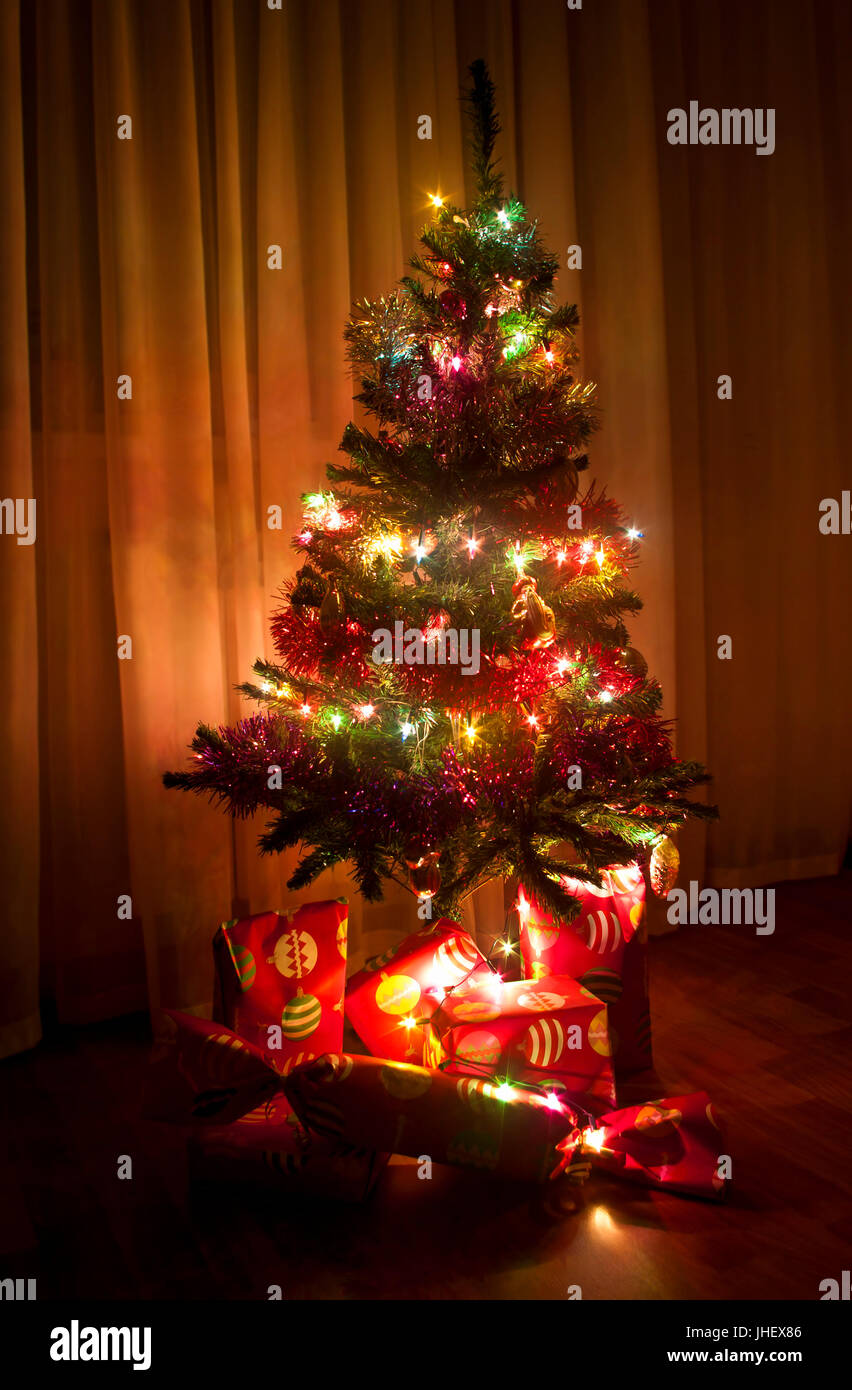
164,61 -> 715,940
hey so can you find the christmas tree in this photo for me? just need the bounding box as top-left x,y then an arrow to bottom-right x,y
165,61 -> 715,927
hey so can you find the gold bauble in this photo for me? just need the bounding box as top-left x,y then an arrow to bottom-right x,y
649,836 -> 680,897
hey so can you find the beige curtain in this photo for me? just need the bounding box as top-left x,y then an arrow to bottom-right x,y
1,0 -> 849,1057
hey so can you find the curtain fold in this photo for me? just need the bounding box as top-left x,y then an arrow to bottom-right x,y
1,0 -> 849,1056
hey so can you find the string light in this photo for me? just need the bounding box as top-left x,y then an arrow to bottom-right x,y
464,723 -> 477,742
527,713 -> 539,728
402,1015 -> 418,1030
596,545 -> 606,568
497,208 -> 511,227
467,535 -> 478,557
330,713 -> 342,730
598,690 -> 614,704
484,303 -> 497,317
401,721 -> 413,740
583,1126 -> 606,1152
627,527 -> 643,540
494,1082 -> 515,1102
544,1092 -> 564,1112
556,657 -> 572,675
556,549 -> 566,565
358,703 -> 375,720
300,703 -> 311,717
545,349 -> 555,364
414,539 -> 426,563
430,194 -> 443,208
451,355 -> 462,372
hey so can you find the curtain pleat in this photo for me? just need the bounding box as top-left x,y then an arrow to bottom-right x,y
1,0 -> 849,1055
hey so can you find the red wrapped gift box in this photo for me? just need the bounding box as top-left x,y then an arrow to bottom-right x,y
187,1093 -> 389,1202
426,974 -> 616,1109
284,1052 -> 578,1184
345,918 -> 492,1064
213,899 -> 348,1071
143,1011 -> 281,1124
518,865 -> 652,1076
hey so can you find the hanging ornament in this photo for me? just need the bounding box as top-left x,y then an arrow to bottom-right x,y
649,836 -> 680,897
318,584 -> 344,637
439,289 -> 467,320
614,646 -> 648,678
403,843 -> 442,900
510,575 -> 556,650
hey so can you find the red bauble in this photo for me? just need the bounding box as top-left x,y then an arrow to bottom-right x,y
439,289 -> 467,320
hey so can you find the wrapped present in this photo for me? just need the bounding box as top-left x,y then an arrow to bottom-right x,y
284,1052 -> 580,1184
213,899 -> 348,1071
426,974 -> 616,1109
143,1010 -> 281,1124
186,1093 -> 388,1202
345,918 -> 492,1064
517,865 -> 653,1076
555,1091 -> 728,1201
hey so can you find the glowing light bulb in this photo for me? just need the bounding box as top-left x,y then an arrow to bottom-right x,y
430,194 -> 443,208
401,721 -> 413,740
580,540 -> 594,561
359,703 -> 375,719
484,303 -> 496,317
598,690 -> 614,704
467,536 -> 478,557
517,888 -> 531,920
500,940 -> 514,955
300,703 -> 311,717
464,724 -> 477,741
556,549 -> 566,565
527,713 -> 539,728
596,545 -> 606,568
451,355 -> 462,372
545,349 -> 554,364
402,1016 -> 418,1031
583,1126 -> 607,1152
414,541 -> 426,563
556,657 -> 571,675
494,1083 -> 514,1102
545,1092 -> 564,1112
627,527 -> 642,541
261,680 -> 273,693
497,208 -> 510,227
330,713 -> 342,730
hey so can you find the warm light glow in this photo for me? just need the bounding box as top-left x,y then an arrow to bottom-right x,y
300,703 -> 311,717
556,657 -> 571,675
359,703 -> 375,719
598,690 -> 614,704
544,1092 -> 564,1112
499,939 -> 514,955
401,721 -> 413,740
331,713 -> 342,730
494,1082 -> 514,1101
430,194 -> 444,208
592,1205 -> 615,1233
583,1126 -> 607,1152
517,888 -> 531,920
512,545 -> 525,572
545,349 -> 555,364
464,724 -> 477,741
497,208 -> 511,227
451,355 -> 462,372
370,532 -> 403,561
261,680 -> 273,693
627,527 -> 642,541
596,545 -> 606,568
484,303 -> 496,317
414,541 -> 426,563
467,536 -> 478,557
402,1016 -> 418,1030
527,713 -> 538,727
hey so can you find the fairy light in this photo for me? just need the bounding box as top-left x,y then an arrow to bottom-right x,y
467,535 -> 478,557
494,1082 -> 515,1102
298,530 -> 312,545
499,939 -> 515,955
451,355 -> 462,372
401,721 -> 413,740
414,539 -> 426,563
430,194 -> 443,208
544,1092 -> 564,1112
330,713 -> 342,730
579,539 -> 595,563
517,888 -> 531,921
556,657 -> 572,675
627,527 -> 643,541
512,542 -> 525,573
369,532 -> 403,562
556,549 -> 566,565
583,1126 -> 607,1153
464,723 -> 477,742
545,349 -> 555,364
402,1016 -> 418,1030
596,545 -> 606,568
527,713 -> 539,728
497,208 -> 511,227
598,690 -> 614,704
300,703 -> 311,717
261,680 -> 273,693
359,703 -> 375,720
484,303 -> 497,317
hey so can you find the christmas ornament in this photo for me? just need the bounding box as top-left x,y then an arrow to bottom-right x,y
439,289 -> 467,320
318,584 -> 344,637
510,575 -> 556,649
281,991 -> 322,1040
649,835 -> 680,896
614,646 -> 648,678
410,858 -> 442,900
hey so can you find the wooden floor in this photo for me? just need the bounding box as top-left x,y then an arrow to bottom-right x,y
2,872 -> 851,1301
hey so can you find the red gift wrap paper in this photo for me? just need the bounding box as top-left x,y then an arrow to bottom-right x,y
144,1010 -> 280,1124
557,1091 -> 728,1200
187,1093 -> 389,1202
213,898 -> 348,1070
427,973 -> 616,1109
518,864 -> 653,1075
345,918 -> 492,1064
284,1052 -> 578,1183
